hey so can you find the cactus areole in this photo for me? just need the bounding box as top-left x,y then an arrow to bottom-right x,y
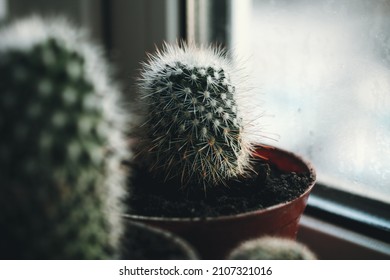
138,43 -> 253,190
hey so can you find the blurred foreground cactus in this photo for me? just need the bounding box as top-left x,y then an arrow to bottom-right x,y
138,43 -> 253,189
228,236 -> 316,260
0,17 -> 129,259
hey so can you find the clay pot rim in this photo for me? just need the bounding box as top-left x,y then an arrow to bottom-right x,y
124,145 -> 316,223
125,220 -> 199,259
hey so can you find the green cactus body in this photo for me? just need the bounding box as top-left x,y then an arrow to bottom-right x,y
139,44 -> 253,189
228,237 -> 317,260
0,17 -> 128,259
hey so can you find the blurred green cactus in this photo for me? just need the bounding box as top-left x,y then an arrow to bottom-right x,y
228,236 -> 316,260
0,17 -> 129,259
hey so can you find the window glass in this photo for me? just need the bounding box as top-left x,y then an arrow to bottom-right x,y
231,0 -> 390,203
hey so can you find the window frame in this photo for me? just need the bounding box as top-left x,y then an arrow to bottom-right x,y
306,183 -> 390,243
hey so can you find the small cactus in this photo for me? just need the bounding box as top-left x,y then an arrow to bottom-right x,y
0,17 -> 129,259
138,43 -> 253,189
227,236 -> 316,260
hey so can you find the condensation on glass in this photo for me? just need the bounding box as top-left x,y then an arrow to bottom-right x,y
231,0 -> 390,203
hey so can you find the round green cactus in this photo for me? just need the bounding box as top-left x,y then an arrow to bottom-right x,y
138,43 -> 253,189
228,236 -> 316,260
0,17 -> 129,259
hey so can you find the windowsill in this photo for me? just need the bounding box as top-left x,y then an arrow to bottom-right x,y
298,215 -> 390,260
305,183 -> 390,243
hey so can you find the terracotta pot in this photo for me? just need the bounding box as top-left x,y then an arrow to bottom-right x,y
126,146 -> 316,259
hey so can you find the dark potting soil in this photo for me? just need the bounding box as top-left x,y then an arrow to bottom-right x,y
121,222 -> 195,260
128,159 -> 315,218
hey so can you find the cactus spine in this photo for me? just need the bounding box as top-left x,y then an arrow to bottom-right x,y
0,17 -> 129,259
228,236 -> 317,260
138,43 -> 253,189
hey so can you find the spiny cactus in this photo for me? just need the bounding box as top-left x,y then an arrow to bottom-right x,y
138,43 -> 253,189
0,17 -> 129,259
227,236 -> 316,260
